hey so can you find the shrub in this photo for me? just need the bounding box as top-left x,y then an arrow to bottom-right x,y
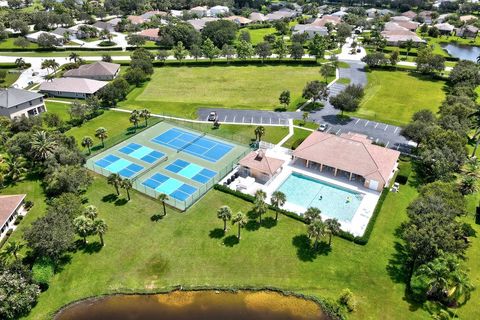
291,138 -> 306,150
338,289 -> 356,312
32,257 -> 55,290
353,188 -> 388,245
98,40 -> 116,47
14,215 -> 23,225
24,200 -> 34,210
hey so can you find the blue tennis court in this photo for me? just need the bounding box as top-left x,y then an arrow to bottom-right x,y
118,143 -> 165,164
151,128 -> 233,162
165,159 -> 217,184
142,173 -> 197,201
94,154 -> 144,178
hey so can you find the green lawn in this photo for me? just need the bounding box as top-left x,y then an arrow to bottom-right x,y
0,51 -> 132,57
0,70 -> 20,87
44,101 -> 71,121
119,65 -> 322,118
241,27 -> 277,45
283,128 -> 313,149
350,70 -> 446,126
0,38 -> 38,49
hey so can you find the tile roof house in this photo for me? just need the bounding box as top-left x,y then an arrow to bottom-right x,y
39,77 -> 108,99
127,15 -> 145,25
209,5 -> 229,17
293,24 -> 329,38
137,28 -> 160,41
93,21 -> 115,32
0,88 -> 46,119
293,132 -> 400,191
225,15 -> 253,26
0,194 -> 26,237
435,22 -> 455,34
140,10 -> 167,20
239,150 -> 285,184
382,22 -> 425,45
26,31 -> 64,43
51,27 -> 73,38
311,15 -> 341,27
460,15 -> 478,22
249,12 -> 266,22
187,17 -> 218,31
401,10 -> 417,20
456,25 -> 479,38
265,9 -> 296,21
63,61 -> 120,81
190,6 -> 208,17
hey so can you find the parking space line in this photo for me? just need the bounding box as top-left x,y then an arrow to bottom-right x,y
374,123 -> 379,129
384,124 -> 388,131
396,145 -> 400,150
260,117 -> 263,123
251,117 -> 253,124
224,115 -> 227,122
385,141 -> 390,147
242,116 -> 244,123
270,118 -> 272,124
375,138 -> 379,143
364,121 -> 369,127
233,115 -> 236,122
355,119 -> 360,125
336,128 -> 341,135
394,127 -> 399,134
326,127 -> 332,133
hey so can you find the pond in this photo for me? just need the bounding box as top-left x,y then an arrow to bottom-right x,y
54,290 -> 329,320
441,43 -> 480,61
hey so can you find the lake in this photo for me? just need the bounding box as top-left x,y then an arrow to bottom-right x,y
441,43 -> 480,61
54,290 -> 329,320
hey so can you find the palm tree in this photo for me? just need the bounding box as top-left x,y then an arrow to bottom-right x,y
459,176 -> 478,195
41,59 -> 59,75
461,158 -> 480,178
15,58 -> 26,69
3,154 -> 26,182
107,173 -> 122,195
2,241 -> 24,261
31,130 -> 58,161
81,136 -> 94,154
93,219 -> 108,246
217,205 -> 232,231
158,193 -> 169,216
121,179 -> 133,201
254,189 -> 268,224
140,109 -> 151,126
232,211 -> 247,240
73,215 -> 94,244
270,191 -> 286,221
469,108 -> 480,156
307,220 -> 326,250
304,207 -> 321,225
129,110 -> 140,131
324,218 -> 341,246
254,126 -> 265,142
405,39 -> 413,59
69,52 -> 80,63
95,127 -> 108,148
84,205 -> 98,220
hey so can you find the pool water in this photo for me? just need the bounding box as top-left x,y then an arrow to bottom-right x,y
276,173 -> 363,222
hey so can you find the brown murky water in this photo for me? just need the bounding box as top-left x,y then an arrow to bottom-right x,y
55,290 -> 328,320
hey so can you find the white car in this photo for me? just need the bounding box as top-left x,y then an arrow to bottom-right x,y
208,112 -> 217,121
318,123 -> 328,132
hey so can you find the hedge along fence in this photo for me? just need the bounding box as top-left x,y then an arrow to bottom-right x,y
152,58 -> 319,67
52,285 -> 345,320
0,46 -> 125,52
380,46 -> 460,62
213,183 -> 390,245
0,62 -> 31,69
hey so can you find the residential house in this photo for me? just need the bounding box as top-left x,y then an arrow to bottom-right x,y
0,88 -> 46,119
418,11 -> 434,24
39,77 -> 108,98
239,150 -> 285,184
366,8 -> 378,18
93,21 -> 115,32
209,5 -> 229,17
63,61 -> 120,81
225,15 -> 252,26
137,28 -> 160,41
190,6 -> 208,17
311,15 -> 341,27
26,31 -> 64,43
391,16 -> 412,22
265,9 -> 296,21
51,27 -> 73,39
402,10 -> 417,20
382,22 -> 425,45
0,194 -> 26,238
249,12 -> 266,22
331,10 -> 348,18
140,10 -> 167,21
127,15 -> 145,25
390,20 -> 420,31
292,132 -> 400,191
460,15 -> 478,23
187,17 -> 218,31
293,24 -> 328,38
456,25 -> 479,38
435,22 -> 455,35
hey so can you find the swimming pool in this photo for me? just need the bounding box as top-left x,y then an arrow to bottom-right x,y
276,173 -> 363,222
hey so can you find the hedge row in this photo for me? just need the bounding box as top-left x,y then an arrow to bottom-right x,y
152,58 -> 319,67
396,161 -> 412,185
380,47 -> 460,62
214,183 -> 390,245
0,63 -> 31,69
0,46 -> 124,52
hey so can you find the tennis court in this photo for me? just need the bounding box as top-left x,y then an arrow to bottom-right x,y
94,154 -> 144,178
151,128 -> 233,163
165,159 -> 217,184
118,143 -> 165,164
86,121 -> 250,210
141,173 -> 197,201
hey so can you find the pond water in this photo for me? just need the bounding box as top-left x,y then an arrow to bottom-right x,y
441,43 -> 480,61
54,290 -> 329,320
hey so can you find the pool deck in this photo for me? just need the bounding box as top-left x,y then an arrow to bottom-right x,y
224,147 -> 381,237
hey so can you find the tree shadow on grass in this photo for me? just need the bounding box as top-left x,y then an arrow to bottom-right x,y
223,235 -> 239,247
245,219 -> 260,231
261,217 -> 277,229
102,193 -> 118,203
114,198 -> 128,206
209,228 -> 225,239
291,235 -> 317,262
82,241 -> 103,254
150,214 -> 164,222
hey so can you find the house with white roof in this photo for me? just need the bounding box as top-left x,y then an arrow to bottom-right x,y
39,77 -> 108,99
0,88 -> 46,119
209,5 -> 229,17
190,6 -> 208,17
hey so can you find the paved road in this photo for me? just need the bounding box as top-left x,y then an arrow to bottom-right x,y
198,60 -> 414,154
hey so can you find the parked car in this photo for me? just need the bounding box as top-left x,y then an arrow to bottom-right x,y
208,111 -> 217,121
318,123 -> 328,132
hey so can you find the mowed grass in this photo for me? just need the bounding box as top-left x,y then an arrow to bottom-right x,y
349,70 -> 446,126
44,101 -> 71,121
122,65 -> 321,116
0,174 -> 437,320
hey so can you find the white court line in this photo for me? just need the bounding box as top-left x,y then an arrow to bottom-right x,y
374,123 -> 379,128
364,121 -> 369,127
384,124 -> 388,131
355,119 -> 360,125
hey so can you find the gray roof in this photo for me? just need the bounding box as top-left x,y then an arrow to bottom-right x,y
51,27 -> 71,36
39,78 -> 108,94
63,61 -> 120,78
0,88 -> 43,109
